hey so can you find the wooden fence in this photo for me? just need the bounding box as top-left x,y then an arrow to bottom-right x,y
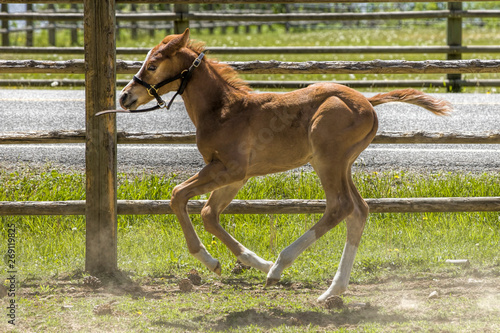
1,3 -> 487,46
1,0 -> 499,275
1,2 -> 500,90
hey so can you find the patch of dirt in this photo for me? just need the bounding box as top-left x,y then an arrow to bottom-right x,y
187,269 -> 202,286
4,270 -> 500,332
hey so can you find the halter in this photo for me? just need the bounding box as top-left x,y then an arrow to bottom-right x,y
95,51 -> 205,116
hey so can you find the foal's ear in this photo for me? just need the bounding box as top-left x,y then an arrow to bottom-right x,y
178,28 -> 190,46
161,28 -> 190,55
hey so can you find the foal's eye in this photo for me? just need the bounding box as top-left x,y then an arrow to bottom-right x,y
147,65 -> 157,71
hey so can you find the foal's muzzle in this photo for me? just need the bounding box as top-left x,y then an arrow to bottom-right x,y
119,91 -> 135,110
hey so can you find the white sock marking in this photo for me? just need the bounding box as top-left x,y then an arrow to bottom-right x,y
192,248 -> 219,272
237,249 -> 273,273
267,230 -> 317,281
318,242 -> 358,302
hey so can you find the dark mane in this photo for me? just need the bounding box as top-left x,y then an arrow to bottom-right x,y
188,41 -> 252,93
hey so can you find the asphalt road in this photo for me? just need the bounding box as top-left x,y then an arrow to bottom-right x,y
1,89 -> 499,174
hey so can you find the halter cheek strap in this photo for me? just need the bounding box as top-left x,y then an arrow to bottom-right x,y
95,51 -> 205,116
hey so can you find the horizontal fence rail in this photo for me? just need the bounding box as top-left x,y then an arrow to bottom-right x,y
0,1 -> 494,5
243,79 -> 500,89
3,45 -> 500,55
2,79 -> 500,89
2,131 -> 500,145
2,10 -> 499,21
2,59 -> 500,74
226,59 -> 500,75
1,197 -> 500,216
173,10 -> 500,21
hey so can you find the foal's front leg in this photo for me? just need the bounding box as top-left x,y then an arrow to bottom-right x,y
170,159 -> 267,275
170,167 -> 223,274
201,183 -> 273,273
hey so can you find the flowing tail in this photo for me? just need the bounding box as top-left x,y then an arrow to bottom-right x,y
368,89 -> 452,116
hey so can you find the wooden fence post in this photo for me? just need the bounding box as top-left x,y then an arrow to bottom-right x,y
1,4 -> 8,46
48,4 -> 56,46
26,4 -> 33,47
71,4 -> 79,45
131,4 -> 138,40
83,0 -> 118,275
447,1 -> 462,92
149,4 -> 156,38
207,4 -> 215,35
174,4 -> 189,34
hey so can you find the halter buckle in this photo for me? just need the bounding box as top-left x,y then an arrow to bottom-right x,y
192,52 -> 205,68
147,85 -> 158,97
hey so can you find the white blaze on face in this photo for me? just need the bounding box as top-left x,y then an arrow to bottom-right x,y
119,50 -> 153,110
138,49 -> 152,76
121,49 -> 152,94
118,49 -> 155,110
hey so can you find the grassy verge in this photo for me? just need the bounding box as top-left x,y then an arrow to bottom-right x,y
1,168 -> 499,279
0,168 -> 499,332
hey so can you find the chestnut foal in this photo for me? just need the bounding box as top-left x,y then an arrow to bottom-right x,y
119,29 -> 451,302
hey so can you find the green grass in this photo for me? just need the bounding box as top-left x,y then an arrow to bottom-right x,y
1,168 -> 499,282
0,168 -> 499,332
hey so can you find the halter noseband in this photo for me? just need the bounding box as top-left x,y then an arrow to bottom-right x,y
95,51 -> 205,116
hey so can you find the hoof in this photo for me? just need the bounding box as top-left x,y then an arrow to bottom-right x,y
317,286 -> 346,303
213,261 -> 222,276
317,293 -> 328,303
264,277 -> 279,288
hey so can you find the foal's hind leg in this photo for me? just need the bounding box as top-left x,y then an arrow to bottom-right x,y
266,160 -> 354,287
201,182 -> 273,273
317,176 -> 368,302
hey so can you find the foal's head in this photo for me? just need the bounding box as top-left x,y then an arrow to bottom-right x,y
119,28 -> 195,110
